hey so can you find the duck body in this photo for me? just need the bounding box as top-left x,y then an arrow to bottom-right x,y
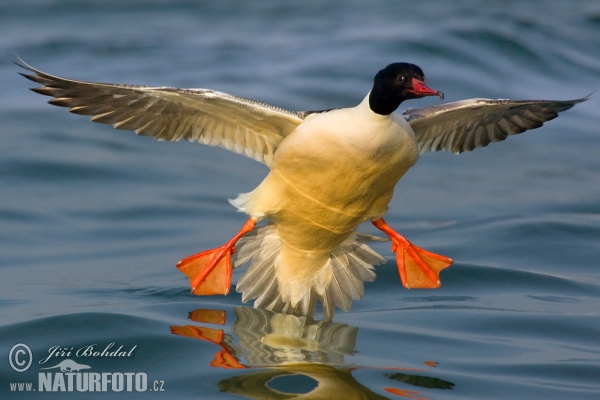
233,94 -> 419,310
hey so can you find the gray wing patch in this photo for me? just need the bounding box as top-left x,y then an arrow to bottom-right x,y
17,58 -> 306,166
404,97 -> 588,154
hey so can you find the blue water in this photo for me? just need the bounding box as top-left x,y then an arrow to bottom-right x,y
1,1 -> 600,398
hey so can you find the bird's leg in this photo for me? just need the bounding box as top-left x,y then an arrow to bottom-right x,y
372,218 -> 452,289
177,218 -> 256,295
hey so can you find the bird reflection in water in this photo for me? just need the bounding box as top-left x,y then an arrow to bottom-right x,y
171,307 -> 454,399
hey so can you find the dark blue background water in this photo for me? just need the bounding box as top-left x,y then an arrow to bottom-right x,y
1,1 -> 600,398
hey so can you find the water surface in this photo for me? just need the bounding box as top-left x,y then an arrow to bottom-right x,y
1,1 -> 600,399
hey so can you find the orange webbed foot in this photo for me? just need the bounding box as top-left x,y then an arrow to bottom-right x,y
176,218 -> 256,296
177,247 -> 234,295
372,218 -> 453,289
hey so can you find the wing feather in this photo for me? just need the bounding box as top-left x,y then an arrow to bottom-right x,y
18,59 -> 305,166
404,97 -> 587,154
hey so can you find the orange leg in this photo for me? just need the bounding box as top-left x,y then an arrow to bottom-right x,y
176,218 -> 256,296
372,218 -> 452,289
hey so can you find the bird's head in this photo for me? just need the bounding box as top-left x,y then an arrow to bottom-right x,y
369,62 -> 443,115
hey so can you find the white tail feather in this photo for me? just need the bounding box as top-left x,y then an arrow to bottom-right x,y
234,224 -> 387,319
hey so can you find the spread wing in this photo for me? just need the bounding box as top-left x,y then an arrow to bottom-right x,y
17,60 -> 305,166
403,97 -> 588,154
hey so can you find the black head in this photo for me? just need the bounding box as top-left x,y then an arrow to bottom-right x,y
369,62 -> 443,115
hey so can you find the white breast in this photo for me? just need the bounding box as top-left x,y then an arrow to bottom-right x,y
230,94 -> 419,236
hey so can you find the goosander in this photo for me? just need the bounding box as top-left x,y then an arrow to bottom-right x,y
18,59 -> 585,319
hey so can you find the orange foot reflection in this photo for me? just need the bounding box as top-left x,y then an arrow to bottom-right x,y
170,308 -> 246,369
385,387 -> 429,400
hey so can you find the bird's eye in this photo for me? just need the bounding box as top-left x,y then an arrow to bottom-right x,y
396,76 -> 405,83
